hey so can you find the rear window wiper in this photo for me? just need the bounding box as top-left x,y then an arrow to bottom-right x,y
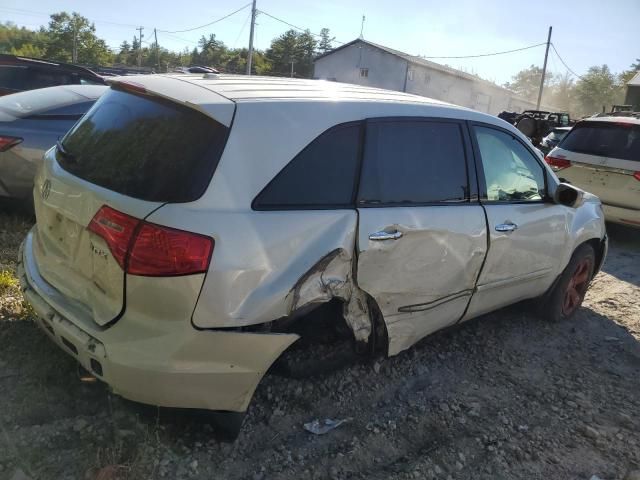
56,140 -> 76,163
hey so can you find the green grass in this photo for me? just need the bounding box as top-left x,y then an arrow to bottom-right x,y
0,269 -> 18,294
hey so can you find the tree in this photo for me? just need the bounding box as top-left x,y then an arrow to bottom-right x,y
196,34 -> 227,67
114,40 -> 131,65
317,28 -> 334,54
0,22 -> 46,57
41,12 -> 112,65
547,72 -> 575,113
503,65 -> 552,101
266,29 -> 317,78
574,65 -> 621,115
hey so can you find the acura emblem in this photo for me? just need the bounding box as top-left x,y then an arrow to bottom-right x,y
41,179 -> 51,200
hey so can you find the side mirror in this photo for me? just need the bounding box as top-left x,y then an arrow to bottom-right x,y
553,183 -> 584,208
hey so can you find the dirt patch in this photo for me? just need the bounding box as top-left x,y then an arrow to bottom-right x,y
0,211 -> 638,480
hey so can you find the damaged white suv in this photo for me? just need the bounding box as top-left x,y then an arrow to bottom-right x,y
19,75 -> 606,420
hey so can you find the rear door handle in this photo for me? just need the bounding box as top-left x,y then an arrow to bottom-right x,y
369,230 -> 403,241
495,222 -> 518,233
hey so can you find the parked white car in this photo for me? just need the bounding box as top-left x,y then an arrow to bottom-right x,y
545,116 -> 640,228
19,75 -> 607,426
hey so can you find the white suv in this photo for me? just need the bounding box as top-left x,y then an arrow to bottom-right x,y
545,116 -> 640,228
19,75 -> 607,421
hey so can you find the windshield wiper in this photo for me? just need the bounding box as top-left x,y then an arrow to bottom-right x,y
56,140 -> 76,163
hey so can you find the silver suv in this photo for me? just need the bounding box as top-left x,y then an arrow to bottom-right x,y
19,75 -> 607,419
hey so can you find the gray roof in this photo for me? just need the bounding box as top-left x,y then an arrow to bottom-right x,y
627,71 -> 640,87
316,39 -> 503,89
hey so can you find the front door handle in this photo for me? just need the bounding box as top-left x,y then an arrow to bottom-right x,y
369,230 -> 403,241
495,222 -> 518,233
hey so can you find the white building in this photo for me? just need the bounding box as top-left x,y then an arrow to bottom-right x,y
314,39 -> 555,115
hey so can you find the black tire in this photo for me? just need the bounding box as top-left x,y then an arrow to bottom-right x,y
540,244 -> 595,322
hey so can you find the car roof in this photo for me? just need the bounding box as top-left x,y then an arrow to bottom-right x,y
580,116 -> 640,125
106,73 -> 537,145
0,54 -> 102,78
114,73 -> 461,106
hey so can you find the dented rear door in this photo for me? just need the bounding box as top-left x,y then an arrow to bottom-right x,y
356,118 -> 487,355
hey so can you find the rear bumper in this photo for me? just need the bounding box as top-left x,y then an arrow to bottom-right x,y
18,230 -> 298,412
602,204 -> 640,228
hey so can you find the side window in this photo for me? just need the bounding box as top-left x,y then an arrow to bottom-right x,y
0,66 -> 29,90
253,123 -> 361,209
26,69 -> 74,90
474,126 -> 545,202
358,120 -> 468,205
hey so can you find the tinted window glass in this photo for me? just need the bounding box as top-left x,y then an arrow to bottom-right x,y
59,87 -> 228,203
254,123 -> 361,209
0,66 -> 28,90
26,68 -> 74,89
560,122 -> 640,162
43,101 -> 97,117
474,126 -> 545,202
358,120 -> 468,204
80,77 -> 104,86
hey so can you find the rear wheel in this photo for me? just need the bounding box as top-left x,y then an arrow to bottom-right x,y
541,244 -> 595,322
515,115 -> 536,138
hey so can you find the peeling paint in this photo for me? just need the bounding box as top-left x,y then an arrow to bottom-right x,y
287,249 -> 372,344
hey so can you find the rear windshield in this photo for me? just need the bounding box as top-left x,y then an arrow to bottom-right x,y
59,87 -> 229,202
559,122 -> 640,162
549,129 -> 569,140
0,86 -> 84,118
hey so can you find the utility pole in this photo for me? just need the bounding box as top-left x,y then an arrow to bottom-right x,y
290,60 -> 294,77
246,0 -> 257,75
536,26 -> 552,110
154,28 -> 160,72
137,26 -> 144,68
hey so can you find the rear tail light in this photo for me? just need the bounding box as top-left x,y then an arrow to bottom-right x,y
0,136 -> 23,152
88,206 -> 139,268
128,223 -> 213,276
634,171 -> 640,182
545,155 -> 571,170
88,205 -> 213,276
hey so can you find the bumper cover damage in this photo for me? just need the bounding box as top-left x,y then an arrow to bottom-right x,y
19,232 -> 298,412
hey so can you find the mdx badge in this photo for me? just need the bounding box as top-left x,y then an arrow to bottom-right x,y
41,179 -> 51,200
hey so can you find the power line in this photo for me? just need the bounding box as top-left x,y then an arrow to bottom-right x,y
257,9 -> 345,44
0,6 -> 140,28
158,31 -> 200,45
233,11 -> 252,48
157,3 -> 251,34
550,43 -> 584,80
421,42 -> 546,59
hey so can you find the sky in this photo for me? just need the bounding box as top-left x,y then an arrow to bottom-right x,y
1,0 -> 638,85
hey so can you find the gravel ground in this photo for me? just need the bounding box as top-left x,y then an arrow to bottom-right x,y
0,211 -> 638,480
